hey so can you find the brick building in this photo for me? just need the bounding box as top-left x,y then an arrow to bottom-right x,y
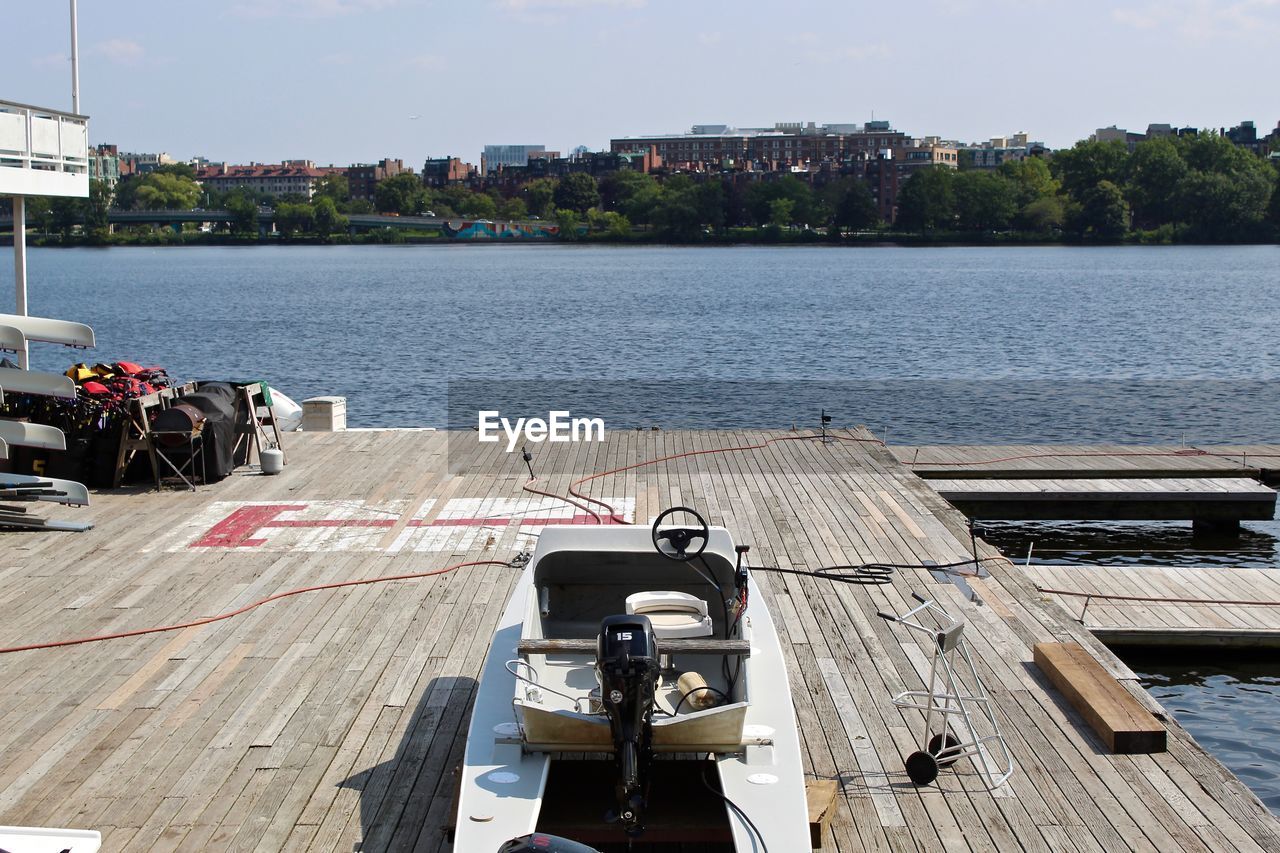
195,161 -> 336,199
347,158 -> 410,200
611,121 -> 910,171
88,144 -> 121,187
422,157 -> 472,188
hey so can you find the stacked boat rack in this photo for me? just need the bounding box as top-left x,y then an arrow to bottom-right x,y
0,312 -> 96,532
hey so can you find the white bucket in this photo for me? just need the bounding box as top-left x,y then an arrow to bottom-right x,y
261,447 -> 285,475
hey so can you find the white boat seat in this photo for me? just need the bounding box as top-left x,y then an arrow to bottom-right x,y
626,591 -> 713,639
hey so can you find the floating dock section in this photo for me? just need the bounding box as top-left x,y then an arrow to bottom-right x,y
1026,564 -> 1280,649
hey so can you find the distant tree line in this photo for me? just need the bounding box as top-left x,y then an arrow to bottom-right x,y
897,132 -> 1279,242
13,132 -> 1277,245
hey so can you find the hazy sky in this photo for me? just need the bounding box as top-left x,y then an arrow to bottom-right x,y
10,1 -> 1278,167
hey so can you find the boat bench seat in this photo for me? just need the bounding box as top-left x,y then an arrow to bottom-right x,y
626,590 -> 714,639
518,638 -> 751,656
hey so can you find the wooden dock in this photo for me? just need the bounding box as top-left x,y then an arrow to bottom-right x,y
927,477 -> 1277,526
892,444 -> 1280,483
1024,564 -> 1280,648
0,429 -> 1277,851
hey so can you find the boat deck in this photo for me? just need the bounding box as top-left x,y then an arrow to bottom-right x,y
0,429 -> 1277,852
1024,564 -> 1280,648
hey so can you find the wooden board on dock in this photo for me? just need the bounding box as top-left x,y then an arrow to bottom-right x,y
0,429 -> 1275,852
1033,642 -> 1167,754
1025,563 -> 1280,647
892,444 -> 1275,480
928,476 -> 1277,522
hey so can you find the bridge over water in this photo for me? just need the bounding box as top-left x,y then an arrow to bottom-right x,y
0,208 -> 558,239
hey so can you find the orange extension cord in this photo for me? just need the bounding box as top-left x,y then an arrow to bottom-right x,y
0,559 -> 512,655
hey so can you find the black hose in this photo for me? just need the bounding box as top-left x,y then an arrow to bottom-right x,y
701,761 -> 769,853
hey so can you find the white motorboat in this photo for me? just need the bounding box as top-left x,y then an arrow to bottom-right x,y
455,507 -> 809,851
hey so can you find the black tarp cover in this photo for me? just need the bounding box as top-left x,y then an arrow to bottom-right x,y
179,382 -> 238,481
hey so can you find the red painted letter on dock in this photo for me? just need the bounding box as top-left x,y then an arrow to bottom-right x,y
191,504 -> 307,548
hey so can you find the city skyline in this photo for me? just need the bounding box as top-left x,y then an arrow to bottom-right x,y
10,1 -> 1280,165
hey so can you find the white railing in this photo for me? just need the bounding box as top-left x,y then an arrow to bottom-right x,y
0,99 -> 89,196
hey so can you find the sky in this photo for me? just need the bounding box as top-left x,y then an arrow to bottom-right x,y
9,0 -> 1279,168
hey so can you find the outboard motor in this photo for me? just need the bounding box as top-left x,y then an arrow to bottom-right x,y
596,613 -> 660,836
498,833 -> 602,852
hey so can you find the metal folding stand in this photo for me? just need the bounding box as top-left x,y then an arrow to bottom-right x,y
878,592 -> 1014,789
149,426 -> 206,491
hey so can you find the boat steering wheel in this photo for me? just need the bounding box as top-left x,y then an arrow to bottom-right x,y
651,506 -> 709,562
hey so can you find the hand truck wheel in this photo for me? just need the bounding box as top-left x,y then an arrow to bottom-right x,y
928,732 -> 962,767
905,750 -> 939,786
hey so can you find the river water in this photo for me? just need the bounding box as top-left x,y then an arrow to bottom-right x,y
4,243 -> 1279,811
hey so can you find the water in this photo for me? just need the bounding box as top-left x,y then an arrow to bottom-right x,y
1132,661 -> 1280,813
4,242 -> 1280,810
5,244 -> 1279,433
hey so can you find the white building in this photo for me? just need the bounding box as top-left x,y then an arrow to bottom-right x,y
481,144 -> 548,176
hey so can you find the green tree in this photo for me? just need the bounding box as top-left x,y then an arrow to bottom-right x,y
745,176 -> 815,227
224,192 -> 259,236
134,173 -> 200,210
20,196 -> 55,235
1124,138 -> 1188,229
374,173 -> 426,215
826,178 -> 880,231
524,178 -> 558,218
344,198 -> 375,214
1068,180 -> 1129,241
152,162 -> 196,180
275,201 -> 314,238
50,197 -> 81,238
312,196 -> 348,238
432,186 -> 498,219
768,198 -> 795,228
555,208 -> 581,240
553,173 -> 600,215
998,157 -> 1058,208
600,171 -> 657,212
84,179 -> 112,239
314,174 -> 350,204
112,175 -> 141,210
649,176 -> 713,240
1268,167 -> 1280,232
1018,196 -> 1066,233
599,211 -> 631,238
497,196 -> 528,221
952,171 -> 1017,231
895,166 -> 955,232
1175,170 -> 1270,241
1173,134 -> 1273,240
1051,140 -> 1129,200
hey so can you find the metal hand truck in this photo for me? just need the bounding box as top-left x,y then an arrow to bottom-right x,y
878,592 -> 1014,789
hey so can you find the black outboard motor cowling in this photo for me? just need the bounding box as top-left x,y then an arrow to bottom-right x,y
596,614 -> 660,836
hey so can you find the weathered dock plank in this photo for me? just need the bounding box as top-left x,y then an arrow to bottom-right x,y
0,429 -> 1274,852
928,476 -> 1277,523
892,444 -> 1276,480
1024,563 -> 1280,647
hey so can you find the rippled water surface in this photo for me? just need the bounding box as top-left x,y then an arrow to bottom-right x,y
1133,662 -> 1280,814
6,244 -> 1280,432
